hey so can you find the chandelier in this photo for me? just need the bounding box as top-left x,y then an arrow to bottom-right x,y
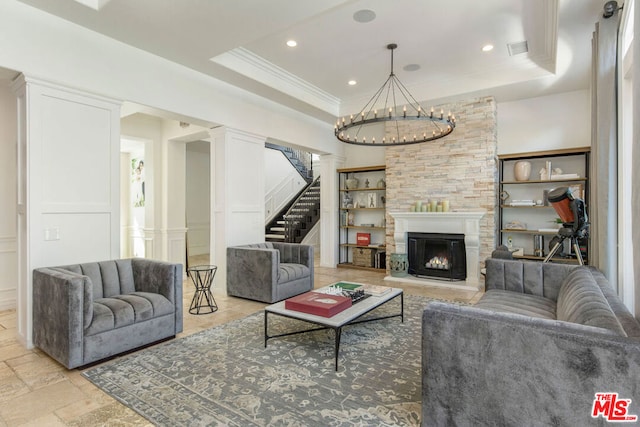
334,44 -> 456,146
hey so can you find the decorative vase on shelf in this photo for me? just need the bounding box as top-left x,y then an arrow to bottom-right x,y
345,174 -> 359,190
514,161 -> 532,181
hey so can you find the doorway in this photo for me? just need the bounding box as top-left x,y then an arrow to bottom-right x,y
120,138 -> 146,258
185,140 -> 211,267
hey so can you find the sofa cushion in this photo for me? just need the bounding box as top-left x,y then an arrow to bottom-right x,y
278,263 -> 310,283
85,292 -> 174,336
475,289 -> 557,319
557,267 -> 626,336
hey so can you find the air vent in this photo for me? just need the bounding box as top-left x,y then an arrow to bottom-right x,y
507,40 -> 529,56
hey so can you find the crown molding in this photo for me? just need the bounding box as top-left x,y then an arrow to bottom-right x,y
210,47 -> 340,117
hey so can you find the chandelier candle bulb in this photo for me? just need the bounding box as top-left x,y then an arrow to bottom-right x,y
430,107 -> 434,118
440,109 -> 444,119
403,106 -> 407,117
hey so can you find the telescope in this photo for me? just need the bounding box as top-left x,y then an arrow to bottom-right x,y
543,186 -> 589,265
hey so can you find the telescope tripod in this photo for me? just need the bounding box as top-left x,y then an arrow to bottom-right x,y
543,233 -> 585,266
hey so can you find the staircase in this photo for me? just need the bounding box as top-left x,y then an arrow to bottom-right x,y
265,142 -> 313,184
266,177 -> 320,243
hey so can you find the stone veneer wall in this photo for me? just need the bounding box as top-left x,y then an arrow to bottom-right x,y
385,96 -> 498,272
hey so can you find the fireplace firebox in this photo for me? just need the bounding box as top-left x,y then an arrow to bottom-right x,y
408,232 -> 466,281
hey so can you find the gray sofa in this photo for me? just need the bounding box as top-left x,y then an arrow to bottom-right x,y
227,242 -> 313,303
422,258 -> 640,426
33,258 -> 183,369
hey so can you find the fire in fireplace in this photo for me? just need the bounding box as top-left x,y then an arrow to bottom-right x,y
408,232 -> 466,281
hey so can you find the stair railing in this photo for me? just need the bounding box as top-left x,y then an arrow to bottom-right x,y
283,176 -> 320,243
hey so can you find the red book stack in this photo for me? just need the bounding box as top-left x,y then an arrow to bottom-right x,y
285,292 -> 352,317
356,232 -> 371,246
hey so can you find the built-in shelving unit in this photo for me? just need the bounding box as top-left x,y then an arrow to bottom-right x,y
498,147 -> 590,264
337,165 -> 386,271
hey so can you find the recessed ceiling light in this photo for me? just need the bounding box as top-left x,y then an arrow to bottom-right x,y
353,9 -> 376,23
348,80 -> 357,86
286,40 -> 297,48
403,64 -> 421,72
482,44 -> 494,52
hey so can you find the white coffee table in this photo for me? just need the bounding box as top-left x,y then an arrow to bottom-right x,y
264,285 -> 403,371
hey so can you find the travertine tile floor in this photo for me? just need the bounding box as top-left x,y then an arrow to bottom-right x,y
0,256 -> 483,426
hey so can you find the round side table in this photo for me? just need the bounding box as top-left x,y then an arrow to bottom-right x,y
187,265 -> 218,315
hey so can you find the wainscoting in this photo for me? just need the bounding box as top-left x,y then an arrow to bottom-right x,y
0,236 -> 16,310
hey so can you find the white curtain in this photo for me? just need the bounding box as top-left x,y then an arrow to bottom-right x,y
633,1 -> 640,317
591,10 -> 620,281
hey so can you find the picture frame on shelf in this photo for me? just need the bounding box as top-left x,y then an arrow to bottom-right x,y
367,192 -> 377,208
568,183 -> 584,200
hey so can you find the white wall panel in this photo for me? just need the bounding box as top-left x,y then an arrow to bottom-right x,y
186,222 -> 209,255
0,237 -> 17,310
0,82 -> 17,309
41,213 -> 112,265
229,138 -> 264,207
498,90 -> 591,154
167,228 -> 187,266
41,95 -> 112,208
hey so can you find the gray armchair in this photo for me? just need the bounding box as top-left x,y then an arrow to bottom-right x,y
33,258 -> 183,369
227,242 -> 314,303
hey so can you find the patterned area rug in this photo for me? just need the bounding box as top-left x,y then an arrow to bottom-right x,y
83,294 -> 441,426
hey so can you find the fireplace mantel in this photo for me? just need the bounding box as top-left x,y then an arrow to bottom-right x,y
388,210 -> 486,287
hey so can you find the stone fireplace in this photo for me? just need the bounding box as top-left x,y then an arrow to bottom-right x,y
383,96 -> 497,290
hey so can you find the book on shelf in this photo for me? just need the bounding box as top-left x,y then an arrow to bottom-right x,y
362,284 -> 392,296
509,200 -> 536,206
356,233 -> 371,246
374,251 -> 386,269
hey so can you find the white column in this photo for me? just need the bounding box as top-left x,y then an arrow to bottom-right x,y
318,154 -> 345,268
208,127 -> 266,287
12,76 -> 121,347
